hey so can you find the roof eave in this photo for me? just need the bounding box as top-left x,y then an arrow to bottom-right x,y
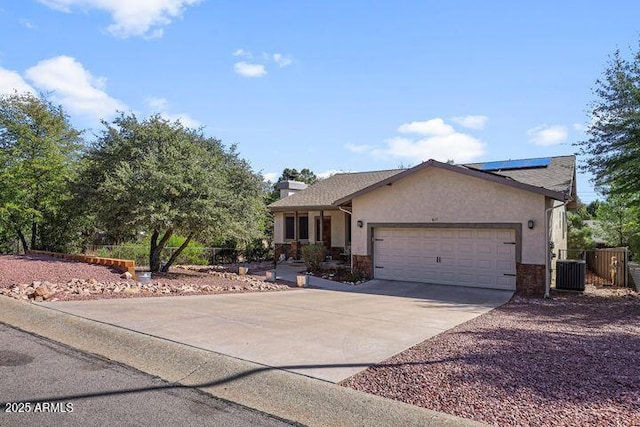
333,159 -> 571,206
268,205 -> 339,212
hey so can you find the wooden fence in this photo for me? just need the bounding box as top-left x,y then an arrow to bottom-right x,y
559,247 -> 629,287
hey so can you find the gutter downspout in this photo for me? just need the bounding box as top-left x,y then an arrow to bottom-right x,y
338,206 -> 352,216
544,199 -> 570,298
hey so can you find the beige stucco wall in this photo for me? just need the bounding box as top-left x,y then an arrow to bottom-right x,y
549,200 -> 567,256
548,199 -> 568,284
273,212 -> 284,243
351,167 -> 549,265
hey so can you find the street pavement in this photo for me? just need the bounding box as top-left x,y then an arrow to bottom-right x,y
0,323 -> 294,427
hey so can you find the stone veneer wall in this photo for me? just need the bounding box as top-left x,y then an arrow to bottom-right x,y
275,242 -> 304,260
290,241 -> 301,259
274,243 -> 291,261
352,255 -> 373,279
516,263 -> 546,295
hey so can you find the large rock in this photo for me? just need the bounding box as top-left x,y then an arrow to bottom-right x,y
30,284 -> 54,300
120,271 -> 133,280
123,286 -> 140,295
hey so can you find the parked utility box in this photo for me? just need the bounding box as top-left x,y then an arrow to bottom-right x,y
556,260 -> 586,291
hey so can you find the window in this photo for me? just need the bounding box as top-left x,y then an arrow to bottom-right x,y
299,216 -> 309,240
285,215 -> 308,240
285,216 -> 295,240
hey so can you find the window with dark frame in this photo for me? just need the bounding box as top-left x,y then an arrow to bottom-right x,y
298,216 -> 309,240
285,216 -> 295,240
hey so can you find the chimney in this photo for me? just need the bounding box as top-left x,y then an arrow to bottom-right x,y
277,180 -> 307,199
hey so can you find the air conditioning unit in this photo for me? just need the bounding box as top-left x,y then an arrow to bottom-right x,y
556,260 -> 586,291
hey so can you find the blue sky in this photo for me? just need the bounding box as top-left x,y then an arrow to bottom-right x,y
2,1 -> 639,202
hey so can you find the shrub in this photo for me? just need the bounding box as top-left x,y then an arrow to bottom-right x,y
243,238 -> 273,262
339,268 -> 367,284
301,244 -> 326,272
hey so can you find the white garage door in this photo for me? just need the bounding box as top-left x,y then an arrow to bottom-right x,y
373,227 -> 516,290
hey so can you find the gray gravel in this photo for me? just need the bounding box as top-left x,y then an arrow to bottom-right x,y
342,289 -> 640,427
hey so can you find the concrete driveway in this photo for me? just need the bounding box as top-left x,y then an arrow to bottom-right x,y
42,280 -> 512,383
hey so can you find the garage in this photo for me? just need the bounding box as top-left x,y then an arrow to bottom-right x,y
373,227 -> 517,290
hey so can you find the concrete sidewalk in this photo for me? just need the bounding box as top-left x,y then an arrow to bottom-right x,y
1,296 -> 487,427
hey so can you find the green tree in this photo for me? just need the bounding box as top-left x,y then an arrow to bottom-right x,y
278,167 -> 318,185
576,44 -> 640,204
585,200 -> 601,219
266,167 -> 318,204
82,113 -> 265,272
567,211 -> 595,250
595,194 -> 640,254
0,92 -> 82,252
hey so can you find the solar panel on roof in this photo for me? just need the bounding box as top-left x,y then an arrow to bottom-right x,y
479,157 -> 551,171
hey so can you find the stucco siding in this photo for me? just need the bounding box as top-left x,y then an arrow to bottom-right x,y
548,199 -> 568,285
351,167 -> 548,264
308,210 -> 320,243
274,212 -> 284,244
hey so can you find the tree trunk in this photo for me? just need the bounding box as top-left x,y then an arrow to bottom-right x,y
161,233 -> 193,272
31,221 -> 37,251
17,230 -> 29,254
149,230 -> 160,272
149,228 -> 173,272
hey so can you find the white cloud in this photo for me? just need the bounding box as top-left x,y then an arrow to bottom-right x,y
345,143 -> 372,153
163,112 -> 200,128
398,118 -> 455,136
374,135 -> 484,163
146,96 -> 169,111
232,48 -> 250,57
373,118 -> 485,163
573,123 -> 585,132
317,169 -> 344,179
0,67 -> 36,95
234,61 -> 267,78
528,124 -> 568,146
145,96 -> 200,128
231,49 -> 292,77
38,0 -> 202,38
20,19 -> 37,30
451,115 -> 488,130
25,55 -> 126,122
272,53 -> 292,68
262,172 -> 278,182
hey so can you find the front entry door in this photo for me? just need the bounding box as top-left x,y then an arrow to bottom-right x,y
316,217 -> 331,247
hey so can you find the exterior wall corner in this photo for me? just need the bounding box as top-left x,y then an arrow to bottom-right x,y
516,262 -> 546,295
352,255 -> 373,279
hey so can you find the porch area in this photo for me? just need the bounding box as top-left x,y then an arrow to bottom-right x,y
273,209 -> 351,262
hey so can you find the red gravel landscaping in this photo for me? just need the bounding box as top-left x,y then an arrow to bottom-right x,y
0,254 -> 292,301
341,288 -> 640,427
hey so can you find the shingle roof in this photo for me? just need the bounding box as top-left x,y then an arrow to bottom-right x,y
268,155 -> 576,210
268,169 -> 403,210
464,155 -> 575,194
